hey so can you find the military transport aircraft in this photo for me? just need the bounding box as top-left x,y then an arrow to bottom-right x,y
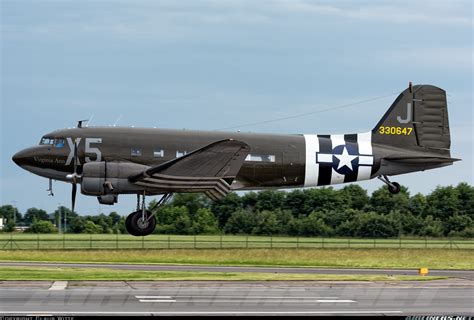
12,84 -> 459,236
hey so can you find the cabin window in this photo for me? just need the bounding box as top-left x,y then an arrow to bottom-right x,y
54,138 -> 65,148
131,148 -> 142,157
40,137 -> 54,145
154,149 -> 164,158
245,154 -> 276,163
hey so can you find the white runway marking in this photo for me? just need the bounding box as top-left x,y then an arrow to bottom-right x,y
135,296 -> 173,299
48,281 -> 67,291
138,300 -> 177,303
168,300 -> 331,303
316,299 -> 356,303
135,295 -> 175,303
133,295 -> 353,304
163,296 -> 339,299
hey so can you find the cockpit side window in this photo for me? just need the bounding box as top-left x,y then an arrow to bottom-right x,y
54,138 -> 65,148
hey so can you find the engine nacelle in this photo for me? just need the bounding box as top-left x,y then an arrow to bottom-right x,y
81,161 -> 149,196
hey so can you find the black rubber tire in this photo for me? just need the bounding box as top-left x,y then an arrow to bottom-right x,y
126,210 -> 156,237
388,182 -> 401,194
125,212 -> 138,236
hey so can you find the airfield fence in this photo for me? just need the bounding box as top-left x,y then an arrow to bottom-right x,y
0,234 -> 473,250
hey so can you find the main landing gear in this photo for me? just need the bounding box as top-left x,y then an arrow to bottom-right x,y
125,192 -> 173,236
377,175 -> 401,194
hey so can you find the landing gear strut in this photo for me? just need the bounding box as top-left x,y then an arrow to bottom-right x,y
125,192 -> 173,236
377,175 -> 401,194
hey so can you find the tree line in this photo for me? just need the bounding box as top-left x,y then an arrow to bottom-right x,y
0,182 -> 472,238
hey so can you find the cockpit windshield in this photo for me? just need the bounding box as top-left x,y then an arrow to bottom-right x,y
40,137 -> 65,148
40,137 -> 54,145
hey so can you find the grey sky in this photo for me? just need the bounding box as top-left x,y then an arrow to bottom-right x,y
1,0 -> 472,215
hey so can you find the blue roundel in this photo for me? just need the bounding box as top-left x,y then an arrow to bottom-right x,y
332,144 -> 359,175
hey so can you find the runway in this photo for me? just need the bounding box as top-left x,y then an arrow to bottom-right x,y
1,261 -> 473,280
0,280 -> 472,316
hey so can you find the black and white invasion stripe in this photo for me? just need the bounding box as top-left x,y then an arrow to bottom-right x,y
303,132 -> 374,187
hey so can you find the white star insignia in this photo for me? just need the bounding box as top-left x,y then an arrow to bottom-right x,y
334,147 -> 358,171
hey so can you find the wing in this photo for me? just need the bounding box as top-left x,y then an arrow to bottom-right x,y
129,139 -> 250,200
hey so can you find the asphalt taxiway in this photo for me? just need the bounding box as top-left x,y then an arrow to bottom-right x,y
0,280 -> 472,316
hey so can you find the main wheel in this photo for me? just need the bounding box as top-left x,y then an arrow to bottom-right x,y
388,182 -> 401,194
125,213 -> 137,236
125,210 -> 156,236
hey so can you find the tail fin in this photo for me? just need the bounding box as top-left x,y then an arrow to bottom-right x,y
372,84 -> 451,154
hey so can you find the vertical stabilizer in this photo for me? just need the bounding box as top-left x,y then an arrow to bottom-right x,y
372,84 -> 450,153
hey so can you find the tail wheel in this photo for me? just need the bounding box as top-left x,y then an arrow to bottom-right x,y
388,182 -> 401,194
125,210 -> 156,236
378,175 -> 402,195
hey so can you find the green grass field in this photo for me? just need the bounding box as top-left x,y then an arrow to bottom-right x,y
0,266 -> 446,281
1,233 -> 472,249
1,248 -> 472,270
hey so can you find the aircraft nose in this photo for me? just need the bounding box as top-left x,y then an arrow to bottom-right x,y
12,148 -> 31,168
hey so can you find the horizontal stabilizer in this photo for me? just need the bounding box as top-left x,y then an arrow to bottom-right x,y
384,155 -> 461,165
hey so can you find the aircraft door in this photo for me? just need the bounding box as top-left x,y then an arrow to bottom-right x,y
282,143 -> 301,186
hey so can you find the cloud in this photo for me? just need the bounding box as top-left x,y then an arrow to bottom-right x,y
376,46 -> 473,70
2,0 -> 471,42
275,0 -> 472,27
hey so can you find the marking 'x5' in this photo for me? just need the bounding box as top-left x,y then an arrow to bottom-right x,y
65,137 -> 102,166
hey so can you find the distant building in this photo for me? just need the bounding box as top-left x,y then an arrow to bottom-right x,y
14,226 -> 29,232
0,218 -> 28,232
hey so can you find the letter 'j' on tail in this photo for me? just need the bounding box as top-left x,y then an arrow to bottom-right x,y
371,83 -> 460,177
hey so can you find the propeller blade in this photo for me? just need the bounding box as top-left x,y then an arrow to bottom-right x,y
71,183 -> 77,214
73,139 -> 78,175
